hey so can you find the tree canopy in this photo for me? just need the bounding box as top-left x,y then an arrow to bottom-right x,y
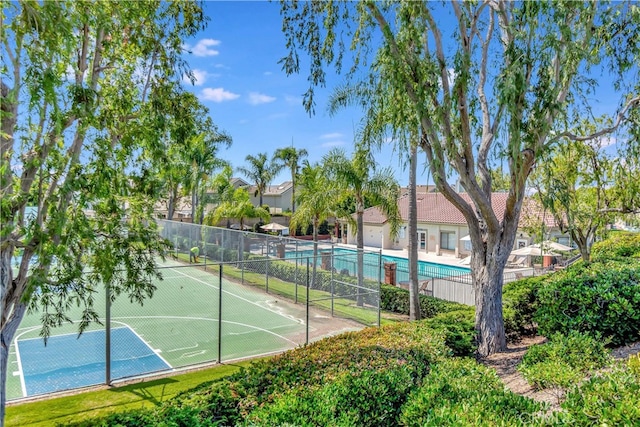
0,0 -> 208,419
280,0 -> 640,355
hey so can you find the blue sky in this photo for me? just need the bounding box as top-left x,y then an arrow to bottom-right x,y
180,1 -> 632,188
180,1 -> 411,185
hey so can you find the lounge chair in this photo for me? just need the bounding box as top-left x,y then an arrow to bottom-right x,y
508,256 -> 528,268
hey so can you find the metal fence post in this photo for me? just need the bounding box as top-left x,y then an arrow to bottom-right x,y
306,258 -> 310,345
218,264 -> 223,363
105,284 -> 111,386
294,241 -> 299,303
330,244 -> 334,317
378,249 -> 382,327
265,257 -> 269,294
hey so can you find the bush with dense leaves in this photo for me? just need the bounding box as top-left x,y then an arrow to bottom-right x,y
550,365 -> 640,426
423,308 -> 476,357
65,322 -> 449,427
535,260 -> 640,346
590,231 -> 640,261
518,331 -> 611,390
246,364 -> 419,426
502,275 -> 544,340
399,358 -> 544,426
379,283 -> 466,317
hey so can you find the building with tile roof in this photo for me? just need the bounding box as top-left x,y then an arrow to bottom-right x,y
345,192 -> 569,257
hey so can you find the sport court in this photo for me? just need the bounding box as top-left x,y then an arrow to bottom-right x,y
7,257 -> 360,400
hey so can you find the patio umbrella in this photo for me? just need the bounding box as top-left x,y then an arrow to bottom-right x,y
260,222 -> 288,232
510,245 -> 557,257
531,240 -> 573,252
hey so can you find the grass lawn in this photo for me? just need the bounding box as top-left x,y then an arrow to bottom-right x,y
5,360 -> 257,427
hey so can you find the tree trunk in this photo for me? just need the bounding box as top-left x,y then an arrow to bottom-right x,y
291,174 -> 296,213
408,143 -> 420,320
191,188 -> 197,223
1,247 -> 28,424
472,246 -> 508,356
167,186 -> 177,220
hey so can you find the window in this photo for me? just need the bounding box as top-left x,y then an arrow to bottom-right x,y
399,226 -> 406,239
440,231 -> 456,250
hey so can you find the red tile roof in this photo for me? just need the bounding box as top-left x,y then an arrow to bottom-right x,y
360,192 -> 557,227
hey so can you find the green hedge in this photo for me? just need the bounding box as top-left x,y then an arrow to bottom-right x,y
551,365 -> 640,426
503,275 -> 544,340
535,260 -> 640,346
518,331 -> 611,390
591,231 -> 640,261
379,283 -> 467,317
398,358 -> 544,427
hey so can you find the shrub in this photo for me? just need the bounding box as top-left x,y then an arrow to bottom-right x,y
379,284 -> 466,318
518,331 -> 611,390
246,364 -> 418,426
423,308 -> 476,357
591,231 -> 640,262
503,275 -> 544,340
551,365 -> 640,426
535,260 -> 640,346
399,358 -> 544,426
171,322 -> 449,425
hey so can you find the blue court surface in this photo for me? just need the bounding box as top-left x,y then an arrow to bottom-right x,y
16,327 -> 171,396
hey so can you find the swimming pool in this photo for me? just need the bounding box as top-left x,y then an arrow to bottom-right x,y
284,248 -> 470,283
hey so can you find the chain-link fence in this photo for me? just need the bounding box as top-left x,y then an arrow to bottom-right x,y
7,220 -> 382,401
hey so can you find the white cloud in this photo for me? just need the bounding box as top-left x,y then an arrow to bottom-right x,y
185,39 -> 221,57
263,71 -> 273,76
248,92 -> 276,105
200,87 -> 240,102
320,132 -> 344,139
183,69 -> 208,86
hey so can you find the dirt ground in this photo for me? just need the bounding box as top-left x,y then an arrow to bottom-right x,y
480,336 -> 640,410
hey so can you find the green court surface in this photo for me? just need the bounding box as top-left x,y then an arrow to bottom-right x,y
6,258 -> 318,401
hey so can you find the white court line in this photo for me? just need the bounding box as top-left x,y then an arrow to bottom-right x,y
168,267 -> 305,325
112,315 -> 298,346
111,322 -> 173,370
13,325 -> 55,398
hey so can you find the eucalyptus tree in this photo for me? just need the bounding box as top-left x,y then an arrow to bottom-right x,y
0,0 -> 207,419
533,122 -> 640,262
156,88 -> 211,220
323,145 -> 400,307
238,152 -> 282,207
280,1 -> 640,355
273,145 -> 308,213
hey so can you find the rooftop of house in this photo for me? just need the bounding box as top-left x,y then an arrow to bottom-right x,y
360,192 -> 559,228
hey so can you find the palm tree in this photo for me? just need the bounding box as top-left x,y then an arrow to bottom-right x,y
237,153 -> 282,207
204,188 -> 270,262
323,145 -> 401,306
273,145 -> 308,213
290,162 -> 336,287
186,132 -> 230,224
205,188 -> 270,231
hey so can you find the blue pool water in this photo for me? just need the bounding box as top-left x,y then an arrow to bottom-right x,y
17,327 -> 170,396
285,248 -> 470,283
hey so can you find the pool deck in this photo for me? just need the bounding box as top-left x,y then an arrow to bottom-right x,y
332,243 -> 468,267
330,242 -> 534,274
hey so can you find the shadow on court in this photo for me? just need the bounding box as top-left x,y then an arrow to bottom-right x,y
110,377 -> 179,406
